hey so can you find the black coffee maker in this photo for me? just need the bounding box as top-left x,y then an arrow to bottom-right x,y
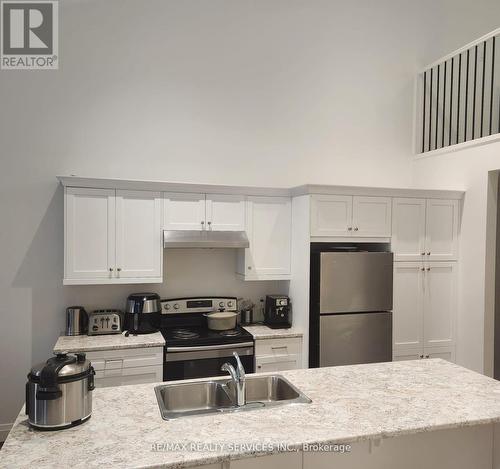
264,295 -> 291,329
124,293 -> 161,335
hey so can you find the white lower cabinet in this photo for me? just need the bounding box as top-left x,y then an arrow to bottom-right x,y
393,262 -> 457,363
254,337 -> 302,372
85,347 -> 163,388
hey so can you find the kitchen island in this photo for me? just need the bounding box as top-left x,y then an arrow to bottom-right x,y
2,359 -> 500,468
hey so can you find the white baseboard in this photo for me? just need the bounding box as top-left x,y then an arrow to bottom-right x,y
0,423 -> 13,442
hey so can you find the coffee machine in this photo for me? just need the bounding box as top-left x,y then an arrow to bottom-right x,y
124,293 -> 161,335
264,295 -> 291,329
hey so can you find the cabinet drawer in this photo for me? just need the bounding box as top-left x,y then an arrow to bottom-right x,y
86,347 -> 163,371
94,364 -> 163,388
255,354 -> 301,372
255,338 -> 302,357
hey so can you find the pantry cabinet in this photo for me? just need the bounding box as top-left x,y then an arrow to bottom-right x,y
64,188 -> 162,285
236,196 -> 292,280
310,195 -> 391,237
392,198 -> 459,261
163,192 -> 246,231
393,262 -> 456,362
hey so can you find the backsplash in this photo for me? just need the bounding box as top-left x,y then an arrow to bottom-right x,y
63,249 -> 289,326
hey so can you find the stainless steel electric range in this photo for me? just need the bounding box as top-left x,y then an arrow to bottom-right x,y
159,297 -> 254,381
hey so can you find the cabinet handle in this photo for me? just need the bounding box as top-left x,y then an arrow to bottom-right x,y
354,227 -> 359,231
425,355 -> 430,359
207,221 -> 212,230
117,268 -> 122,272
426,267 -> 430,271
420,267 -> 425,271
109,268 -> 113,272
419,354 -> 424,359
426,252 -> 431,256
201,221 -> 205,229
248,266 -> 252,270
257,365 -> 262,369
347,227 -> 352,231
420,252 -> 426,256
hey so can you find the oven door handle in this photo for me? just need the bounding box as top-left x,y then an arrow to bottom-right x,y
166,342 -> 254,353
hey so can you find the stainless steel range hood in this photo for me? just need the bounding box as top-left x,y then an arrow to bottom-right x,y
163,230 -> 249,249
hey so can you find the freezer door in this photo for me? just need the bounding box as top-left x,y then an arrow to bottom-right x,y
319,252 -> 393,313
319,312 -> 392,367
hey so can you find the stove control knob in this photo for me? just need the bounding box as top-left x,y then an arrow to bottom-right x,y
227,301 -> 234,308
219,301 -> 225,308
173,303 -> 180,310
279,299 -> 287,306
164,304 -> 171,311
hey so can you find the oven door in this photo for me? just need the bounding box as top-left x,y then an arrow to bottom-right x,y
164,342 -> 254,381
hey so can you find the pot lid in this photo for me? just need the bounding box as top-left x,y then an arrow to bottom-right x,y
127,292 -> 160,301
29,352 -> 91,379
205,312 -> 238,319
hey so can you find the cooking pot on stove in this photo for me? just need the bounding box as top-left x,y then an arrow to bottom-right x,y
204,311 -> 238,330
26,352 -> 95,430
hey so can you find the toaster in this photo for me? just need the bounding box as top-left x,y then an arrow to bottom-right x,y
88,310 -> 123,335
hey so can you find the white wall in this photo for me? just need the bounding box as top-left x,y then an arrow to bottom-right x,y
413,142 -> 500,372
0,0 -> 426,432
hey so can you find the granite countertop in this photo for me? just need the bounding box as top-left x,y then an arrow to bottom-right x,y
4,359 -> 500,468
53,332 -> 165,353
243,324 -> 303,339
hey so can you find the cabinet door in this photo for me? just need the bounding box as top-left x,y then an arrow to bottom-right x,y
255,354 -> 301,372
115,190 -> 162,279
206,194 -> 246,231
423,262 -> 456,349
229,452 -> 302,469
424,346 -> 455,363
393,351 -> 423,361
393,263 -> 424,353
392,198 -> 426,261
352,196 -> 392,237
310,195 -> 352,236
242,197 -> 291,279
65,187 -> 115,281
163,192 -> 206,230
425,199 -> 459,261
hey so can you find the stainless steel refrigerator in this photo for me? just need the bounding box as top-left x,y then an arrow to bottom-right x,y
309,246 -> 393,368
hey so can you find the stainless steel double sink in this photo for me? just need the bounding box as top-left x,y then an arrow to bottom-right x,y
155,374 -> 311,420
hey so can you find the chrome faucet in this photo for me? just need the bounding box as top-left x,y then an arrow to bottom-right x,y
221,351 -> 246,406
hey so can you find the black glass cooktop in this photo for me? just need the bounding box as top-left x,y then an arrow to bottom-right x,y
160,325 -> 253,348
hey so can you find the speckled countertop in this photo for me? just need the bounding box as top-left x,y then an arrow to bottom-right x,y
53,332 -> 165,353
243,324 -> 303,339
3,359 -> 500,469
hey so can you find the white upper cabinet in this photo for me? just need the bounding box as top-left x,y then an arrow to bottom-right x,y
423,262 -> 456,348
237,196 -> 291,280
391,198 -> 426,261
163,192 -> 245,231
64,187 -> 163,285
393,263 -> 425,353
206,194 -> 246,231
352,196 -> 392,237
65,188 -> 115,281
115,190 -> 162,279
425,199 -> 459,261
392,198 -> 459,261
163,192 -> 206,231
310,195 -> 391,237
310,195 -> 352,236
